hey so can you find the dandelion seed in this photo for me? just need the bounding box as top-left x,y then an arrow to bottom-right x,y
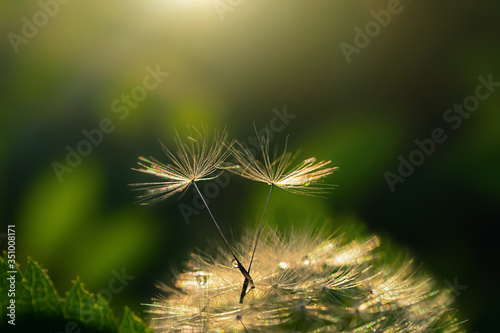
226,125 -> 337,196
131,126 -> 255,292
130,126 -> 230,205
224,125 -> 337,302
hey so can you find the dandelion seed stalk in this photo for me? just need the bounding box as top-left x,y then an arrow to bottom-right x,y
193,181 -> 254,288
239,184 -> 273,303
249,184 -> 273,273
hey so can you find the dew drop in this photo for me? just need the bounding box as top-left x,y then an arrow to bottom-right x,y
197,275 -> 207,287
231,259 -> 239,268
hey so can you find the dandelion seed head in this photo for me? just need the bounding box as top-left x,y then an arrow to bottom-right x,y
145,228 -> 463,332
133,126 -> 462,332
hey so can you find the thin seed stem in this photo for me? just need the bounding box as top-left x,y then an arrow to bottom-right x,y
193,182 -> 236,258
239,184 -> 273,303
248,184 -> 273,273
193,182 -> 255,290
239,318 -> 249,333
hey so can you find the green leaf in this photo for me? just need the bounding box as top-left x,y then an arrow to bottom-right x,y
20,257 -> 64,319
13,259 -> 33,319
0,252 -> 36,322
119,307 -> 153,333
96,294 -> 119,331
0,253 -> 151,333
65,277 -> 117,332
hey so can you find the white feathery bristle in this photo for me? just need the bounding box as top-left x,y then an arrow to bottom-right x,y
145,228 -> 464,333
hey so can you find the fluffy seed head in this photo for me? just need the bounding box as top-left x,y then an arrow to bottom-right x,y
130,126 -> 231,205
145,228 -> 463,333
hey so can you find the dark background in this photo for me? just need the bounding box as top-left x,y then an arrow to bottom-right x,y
1,1 -> 498,332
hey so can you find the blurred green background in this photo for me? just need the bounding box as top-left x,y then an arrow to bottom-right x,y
1,1 -> 498,332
